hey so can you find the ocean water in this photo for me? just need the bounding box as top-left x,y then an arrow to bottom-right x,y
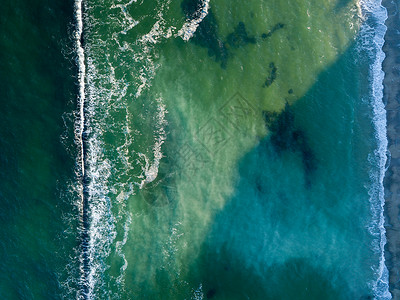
0,0 -> 391,299
0,0 -> 79,298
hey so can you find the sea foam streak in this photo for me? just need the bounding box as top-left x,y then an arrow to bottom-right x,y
177,0 -> 210,41
73,0 -> 92,298
72,0 -> 176,297
74,0 -> 85,180
75,1 -> 119,298
139,98 -> 168,188
359,0 -> 390,298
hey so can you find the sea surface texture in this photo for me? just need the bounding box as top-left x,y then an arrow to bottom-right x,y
0,0 -> 391,299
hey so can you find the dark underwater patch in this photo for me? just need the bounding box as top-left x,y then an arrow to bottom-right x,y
264,62 -> 278,87
262,110 -> 279,127
186,243 -> 345,300
181,0 -> 228,68
226,22 -> 256,48
181,2 -> 286,69
142,181 -> 176,207
359,296 -> 374,300
263,104 -> 317,186
262,23 -> 285,39
181,1 -> 263,68
206,287 -> 217,299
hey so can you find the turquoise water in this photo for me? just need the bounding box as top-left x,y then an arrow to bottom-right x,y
0,0 -> 391,299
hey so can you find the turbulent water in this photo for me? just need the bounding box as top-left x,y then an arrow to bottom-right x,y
0,0 -> 392,299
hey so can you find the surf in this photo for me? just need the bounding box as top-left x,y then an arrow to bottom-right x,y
67,0 -> 391,298
358,0 -> 390,298
73,0 -> 92,298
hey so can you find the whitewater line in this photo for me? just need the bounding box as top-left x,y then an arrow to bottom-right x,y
358,0 -> 391,298
177,0 -> 210,41
75,1 -> 85,179
74,0 -> 91,299
370,0 -> 391,297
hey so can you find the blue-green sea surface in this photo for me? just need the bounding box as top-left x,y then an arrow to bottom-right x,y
0,0 -> 79,298
0,0 -> 390,299
67,0 -> 390,299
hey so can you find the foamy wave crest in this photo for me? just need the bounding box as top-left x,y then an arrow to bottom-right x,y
358,0 -> 390,298
70,0 -> 177,296
138,5 -> 174,45
80,57 -> 119,299
139,97 -> 168,188
111,0 -> 139,35
134,1 -> 175,98
73,0 -> 86,183
177,0 -> 210,41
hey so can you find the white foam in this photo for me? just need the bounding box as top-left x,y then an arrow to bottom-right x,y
72,3 -> 129,294
177,0 -> 210,41
69,0 -> 210,296
191,283 -> 204,300
71,1 -> 176,294
81,53 -> 128,298
138,97 -> 168,188
73,0 -> 93,298
111,0 -> 139,35
358,0 -> 391,298
115,212 -> 132,289
136,0 -> 174,46
74,0 -> 85,180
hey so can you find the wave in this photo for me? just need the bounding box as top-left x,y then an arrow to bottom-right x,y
73,0 -> 94,298
138,97 -> 168,188
358,0 -> 390,298
70,0 -> 177,297
68,0 -> 391,298
177,0 -> 210,41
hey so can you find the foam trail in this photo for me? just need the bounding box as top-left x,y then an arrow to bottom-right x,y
139,98 -> 168,188
78,55 -> 119,299
70,1 -> 175,296
75,0 -> 85,179
359,0 -> 390,298
177,0 -> 210,41
115,212 -> 132,289
74,0 -> 91,298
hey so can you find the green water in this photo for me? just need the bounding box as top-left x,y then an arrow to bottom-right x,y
0,0 -> 389,299
0,0 -> 79,298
